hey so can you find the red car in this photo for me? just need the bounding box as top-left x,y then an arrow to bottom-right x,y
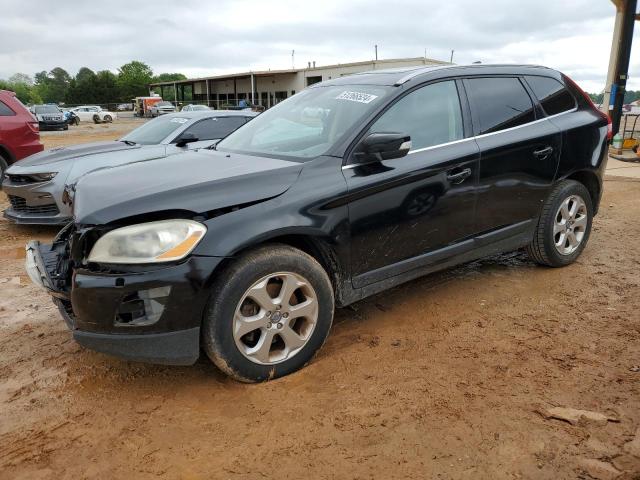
0,90 -> 44,177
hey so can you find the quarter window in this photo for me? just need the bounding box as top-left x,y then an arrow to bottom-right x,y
369,81 -> 464,150
466,77 -> 535,134
0,100 -> 16,116
525,75 -> 576,116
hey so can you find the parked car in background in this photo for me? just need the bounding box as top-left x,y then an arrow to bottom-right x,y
30,104 -> 67,131
3,110 -> 257,224
181,104 -> 210,112
0,90 -> 43,178
24,64 -> 610,382
149,101 -> 177,117
69,105 -> 117,123
117,103 -> 133,111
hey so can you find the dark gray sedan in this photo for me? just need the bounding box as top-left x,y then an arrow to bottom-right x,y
3,110 -> 257,225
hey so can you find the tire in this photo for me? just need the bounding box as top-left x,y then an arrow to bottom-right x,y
202,244 -> 334,382
93,114 -> 101,124
63,124 -> 68,131
104,115 -> 112,123
526,180 -> 593,267
0,153 -> 8,183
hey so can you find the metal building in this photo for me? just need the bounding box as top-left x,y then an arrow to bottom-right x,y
148,57 -> 449,109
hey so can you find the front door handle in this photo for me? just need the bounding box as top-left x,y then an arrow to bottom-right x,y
533,146 -> 554,159
446,167 -> 472,184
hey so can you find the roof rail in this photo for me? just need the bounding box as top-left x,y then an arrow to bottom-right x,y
393,64 -> 551,86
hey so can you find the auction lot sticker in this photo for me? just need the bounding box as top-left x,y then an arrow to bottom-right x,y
335,91 -> 378,104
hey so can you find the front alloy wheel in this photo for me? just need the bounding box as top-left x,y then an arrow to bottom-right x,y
203,244 -> 334,382
233,272 -> 318,365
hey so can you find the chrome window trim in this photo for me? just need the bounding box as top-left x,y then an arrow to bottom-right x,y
342,107 -> 577,170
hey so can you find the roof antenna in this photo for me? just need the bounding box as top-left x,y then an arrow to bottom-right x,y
450,49 -> 455,63
291,50 -> 295,69
375,44 -> 378,61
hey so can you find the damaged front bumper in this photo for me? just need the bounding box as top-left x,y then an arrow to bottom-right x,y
25,241 -> 222,365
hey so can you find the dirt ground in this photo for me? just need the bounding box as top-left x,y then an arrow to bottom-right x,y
0,124 -> 639,479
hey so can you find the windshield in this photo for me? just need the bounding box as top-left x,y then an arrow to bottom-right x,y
34,105 -> 60,114
158,101 -> 172,107
216,85 -> 392,160
121,116 -> 188,145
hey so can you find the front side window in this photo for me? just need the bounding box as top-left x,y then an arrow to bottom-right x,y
0,100 -> 16,116
369,80 -> 463,151
466,77 -> 535,134
525,75 -> 576,116
181,116 -> 247,141
217,84 -> 392,160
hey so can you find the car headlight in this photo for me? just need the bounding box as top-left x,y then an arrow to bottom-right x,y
29,172 -> 57,182
87,220 -> 207,264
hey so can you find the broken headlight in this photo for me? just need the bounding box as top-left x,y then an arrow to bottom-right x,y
87,220 -> 206,264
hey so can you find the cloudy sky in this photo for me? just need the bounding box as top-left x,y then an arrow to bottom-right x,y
1,0 -> 638,93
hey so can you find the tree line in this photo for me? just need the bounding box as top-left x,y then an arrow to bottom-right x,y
0,61 -> 186,106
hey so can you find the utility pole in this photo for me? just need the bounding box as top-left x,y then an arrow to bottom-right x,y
291,50 -> 295,69
603,0 -> 638,134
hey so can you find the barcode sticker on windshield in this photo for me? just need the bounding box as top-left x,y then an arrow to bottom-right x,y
335,91 -> 378,104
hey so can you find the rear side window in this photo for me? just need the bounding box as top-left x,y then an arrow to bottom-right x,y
0,100 -> 16,116
369,80 -> 464,150
525,76 -> 576,116
465,77 -> 535,135
183,117 -> 247,141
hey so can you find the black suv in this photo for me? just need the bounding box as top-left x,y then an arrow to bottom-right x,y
27,65 -> 610,382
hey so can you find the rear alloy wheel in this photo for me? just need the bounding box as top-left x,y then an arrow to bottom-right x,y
526,180 -> 593,267
93,114 -> 101,124
203,244 -> 334,382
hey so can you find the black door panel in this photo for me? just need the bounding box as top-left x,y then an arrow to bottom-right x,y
463,76 -> 562,234
344,139 -> 479,286
472,120 -> 561,233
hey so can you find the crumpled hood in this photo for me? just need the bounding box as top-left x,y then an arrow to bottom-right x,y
13,141 -> 140,167
73,149 -> 303,225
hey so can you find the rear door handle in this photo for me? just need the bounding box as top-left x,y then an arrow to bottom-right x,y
533,146 -> 554,159
446,167 -> 472,184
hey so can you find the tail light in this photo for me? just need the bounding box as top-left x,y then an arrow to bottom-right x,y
27,121 -> 40,134
563,74 -> 612,141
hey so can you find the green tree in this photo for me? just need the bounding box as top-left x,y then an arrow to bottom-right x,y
66,67 -> 98,104
33,68 -> 71,103
90,70 -> 118,104
117,61 -> 153,101
152,72 -> 187,83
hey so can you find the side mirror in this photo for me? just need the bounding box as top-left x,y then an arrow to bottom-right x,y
175,132 -> 199,147
354,133 -> 411,163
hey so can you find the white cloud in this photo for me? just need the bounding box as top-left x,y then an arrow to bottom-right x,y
0,0 -> 638,93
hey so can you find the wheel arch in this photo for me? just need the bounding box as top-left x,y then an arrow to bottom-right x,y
0,144 -> 16,165
563,169 -> 601,214
212,233 -> 349,306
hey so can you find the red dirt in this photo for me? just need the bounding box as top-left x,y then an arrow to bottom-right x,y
0,125 -> 639,478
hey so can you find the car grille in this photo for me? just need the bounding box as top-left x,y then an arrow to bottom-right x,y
8,195 -> 59,215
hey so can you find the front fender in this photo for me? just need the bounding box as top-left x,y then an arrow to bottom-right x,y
194,156 -> 350,259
